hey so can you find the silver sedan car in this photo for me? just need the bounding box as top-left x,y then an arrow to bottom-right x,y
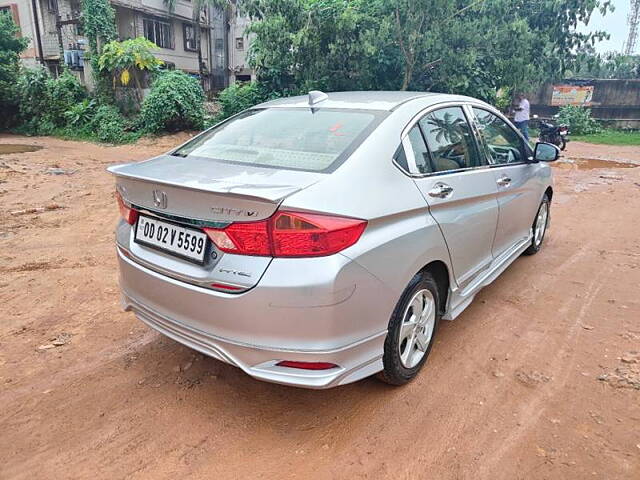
109,91 -> 558,389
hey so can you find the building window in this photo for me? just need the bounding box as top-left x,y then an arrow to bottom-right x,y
0,4 -> 21,33
143,17 -> 173,49
235,37 -> 244,50
183,23 -> 197,51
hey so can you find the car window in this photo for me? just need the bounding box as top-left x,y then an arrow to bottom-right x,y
173,108 -> 385,172
419,107 -> 482,173
406,126 -> 432,174
393,144 -> 409,172
472,107 -> 524,165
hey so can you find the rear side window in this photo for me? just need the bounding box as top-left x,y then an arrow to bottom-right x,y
173,108 -> 384,172
419,107 -> 483,173
406,126 -> 432,174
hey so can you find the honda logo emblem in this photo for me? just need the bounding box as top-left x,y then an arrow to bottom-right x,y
152,189 -> 168,209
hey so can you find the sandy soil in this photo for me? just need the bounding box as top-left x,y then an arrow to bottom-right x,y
0,134 -> 639,479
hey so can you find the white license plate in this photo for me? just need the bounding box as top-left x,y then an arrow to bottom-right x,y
134,215 -> 208,264
560,131 -> 567,136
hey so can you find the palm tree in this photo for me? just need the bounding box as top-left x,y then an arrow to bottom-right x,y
423,112 -> 466,143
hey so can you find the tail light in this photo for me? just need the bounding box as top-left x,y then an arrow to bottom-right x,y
204,210 -> 366,258
116,191 -> 138,225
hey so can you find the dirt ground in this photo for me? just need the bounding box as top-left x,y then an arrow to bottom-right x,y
1,133 -> 639,480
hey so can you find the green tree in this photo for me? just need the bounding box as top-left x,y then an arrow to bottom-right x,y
234,0 -> 613,102
570,50 -> 640,79
0,11 -> 28,128
98,37 -> 163,103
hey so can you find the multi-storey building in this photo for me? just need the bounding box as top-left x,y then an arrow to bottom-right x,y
0,0 -> 254,91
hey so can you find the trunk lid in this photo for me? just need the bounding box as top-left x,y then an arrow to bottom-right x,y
109,154 -> 325,291
109,154 -> 324,223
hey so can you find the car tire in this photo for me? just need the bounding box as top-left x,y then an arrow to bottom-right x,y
378,272 -> 440,386
523,194 -> 550,256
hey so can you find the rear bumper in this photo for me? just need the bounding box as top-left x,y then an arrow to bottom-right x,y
117,249 -> 392,388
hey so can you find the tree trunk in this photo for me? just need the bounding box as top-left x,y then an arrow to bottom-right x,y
401,65 -> 412,91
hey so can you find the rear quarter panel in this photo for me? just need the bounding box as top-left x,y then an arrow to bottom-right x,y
280,104 -> 455,325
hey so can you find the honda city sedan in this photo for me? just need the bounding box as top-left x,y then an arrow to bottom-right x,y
109,91 -> 559,389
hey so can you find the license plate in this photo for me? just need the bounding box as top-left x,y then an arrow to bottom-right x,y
560,131 -> 567,136
134,214 -> 208,264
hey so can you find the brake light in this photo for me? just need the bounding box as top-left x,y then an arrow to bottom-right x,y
203,210 -> 366,258
116,191 -> 138,225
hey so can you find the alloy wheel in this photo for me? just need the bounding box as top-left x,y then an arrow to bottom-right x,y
398,289 -> 436,368
534,202 -> 548,247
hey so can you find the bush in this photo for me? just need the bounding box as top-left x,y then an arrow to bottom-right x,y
64,99 -> 97,128
215,82 -> 271,121
15,68 -> 87,133
557,105 -> 601,135
89,104 -> 128,143
47,70 -> 87,126
0,11 -> 28,129
16,67 -> 51,133
137,71 -> 204,133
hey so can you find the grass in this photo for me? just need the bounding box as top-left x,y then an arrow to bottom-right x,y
570,129 -> 640,146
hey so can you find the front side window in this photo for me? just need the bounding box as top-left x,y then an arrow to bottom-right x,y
143,17 -> 173,49
419,107 -> 482,173
174,108 -> 384,172
472,108 -> 524,164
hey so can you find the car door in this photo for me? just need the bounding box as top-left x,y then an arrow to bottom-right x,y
405,105 -> 500,289
469,106 -> 541,258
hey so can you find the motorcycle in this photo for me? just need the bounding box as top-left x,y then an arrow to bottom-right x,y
534,114 -> 569,151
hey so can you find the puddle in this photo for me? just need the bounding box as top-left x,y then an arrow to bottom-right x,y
0,144 -> 43,155
555,158 -> 639,170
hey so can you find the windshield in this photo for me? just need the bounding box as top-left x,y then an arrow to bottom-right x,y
173,108 -> 385,172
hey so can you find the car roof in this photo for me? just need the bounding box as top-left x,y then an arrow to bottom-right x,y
255,91 -> 477,112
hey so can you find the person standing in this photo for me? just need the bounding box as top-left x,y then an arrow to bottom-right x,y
512,93 -> 530,141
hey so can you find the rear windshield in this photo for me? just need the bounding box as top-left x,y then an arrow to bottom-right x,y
173,108 -> 385,172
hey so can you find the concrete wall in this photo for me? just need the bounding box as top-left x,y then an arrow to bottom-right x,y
531,79 -> 640,128
1,1 -> 38,66
227,4 -> 254,82
4,0 -> 253,90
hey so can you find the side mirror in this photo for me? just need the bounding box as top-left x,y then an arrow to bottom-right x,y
533,142 -> 560,162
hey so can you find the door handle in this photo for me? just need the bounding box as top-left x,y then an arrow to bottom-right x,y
496,176 -> 512,187
428,183 -> 454,198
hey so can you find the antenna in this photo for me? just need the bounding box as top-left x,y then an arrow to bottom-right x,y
308,90 -> 328,106
624,0 -> 640,55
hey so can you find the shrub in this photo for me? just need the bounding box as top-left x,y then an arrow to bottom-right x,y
15,68 -> 87,133
215,82 -> 271,121
89,104 -> 127,143
137,71 -> 205,133
47,70 -> 87,126
0,11 -> 28,129
557,105 -> 601,135
16,67 -> 51,133
64,99 -> 97,128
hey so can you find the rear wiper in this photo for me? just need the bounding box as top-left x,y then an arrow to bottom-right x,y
171,152 -> 187,157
